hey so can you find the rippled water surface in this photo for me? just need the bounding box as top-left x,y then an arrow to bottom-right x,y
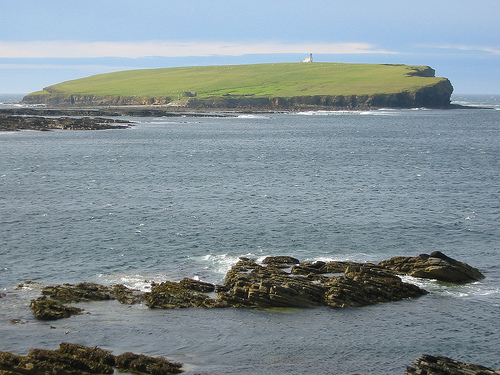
1,98 -> 499,374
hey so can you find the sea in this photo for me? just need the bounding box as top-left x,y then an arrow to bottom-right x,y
0,94 -> 499,374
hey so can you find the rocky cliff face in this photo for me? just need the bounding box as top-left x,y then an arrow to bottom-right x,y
23,79 -> 453,109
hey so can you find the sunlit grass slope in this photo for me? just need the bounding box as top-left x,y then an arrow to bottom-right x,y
28,63 -> 445,100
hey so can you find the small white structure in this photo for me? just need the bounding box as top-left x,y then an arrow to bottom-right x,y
302,53 -> 313,63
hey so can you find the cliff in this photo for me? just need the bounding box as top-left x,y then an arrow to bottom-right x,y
23,63 -> 454,109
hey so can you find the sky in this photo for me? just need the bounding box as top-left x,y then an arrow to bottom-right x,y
1,0 -> 499,94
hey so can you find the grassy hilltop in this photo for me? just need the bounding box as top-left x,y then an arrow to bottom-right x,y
23,62 -> 453,108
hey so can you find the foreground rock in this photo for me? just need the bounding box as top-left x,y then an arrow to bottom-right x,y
406,354 -> 500,375
0,115 -> 131,131
0,342 -> 182,375
380,251 -> 485,282
2,346 -> 498,375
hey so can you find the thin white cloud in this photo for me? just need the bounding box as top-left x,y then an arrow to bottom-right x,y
0,63 -> 144,71
0,40 -> 396,58
423,44 -> 500,55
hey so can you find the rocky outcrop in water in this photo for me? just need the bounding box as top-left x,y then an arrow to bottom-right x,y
0,115 -> 131,131
27,253 -> 483,319
379,251 -> 485,282
0,342 -> 183,375
406,354 -> 500,375
29,297 -> 84,320
218,258 -> 427,308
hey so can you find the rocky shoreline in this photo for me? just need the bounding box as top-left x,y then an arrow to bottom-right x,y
0,101 -> 491,132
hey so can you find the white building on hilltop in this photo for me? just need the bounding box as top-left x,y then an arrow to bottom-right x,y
302,53 -> 313,63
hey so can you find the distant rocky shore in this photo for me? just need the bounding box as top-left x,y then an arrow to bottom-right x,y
0,113 -> 131,131
0,100 -> 490,132
0,107 -> 237,131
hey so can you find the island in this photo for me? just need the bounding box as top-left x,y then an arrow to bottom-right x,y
22,62 -> 454,110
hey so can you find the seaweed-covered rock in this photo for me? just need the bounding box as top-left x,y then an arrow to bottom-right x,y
41,282 -> 115,303
406,354 -> 500,375
145,281 -> 227,309
112,284 -> 146,304
115,352 -> 183,375
27,348 -> 114,374
0,350 -> 29,374
30,296 -> 83,320
30,282 -> 144,320
380,251 -> 485,282
58,342 -> 116,367
0,343 -> 183,375
262,256 -> 300,268
179,278 -> 216,293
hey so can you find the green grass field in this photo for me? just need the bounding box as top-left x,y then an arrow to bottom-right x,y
27,62 -> 446,100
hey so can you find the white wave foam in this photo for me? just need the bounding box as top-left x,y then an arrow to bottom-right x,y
237,114 -> 270,119
97,273 -> 169,292
296,110 -> 355,116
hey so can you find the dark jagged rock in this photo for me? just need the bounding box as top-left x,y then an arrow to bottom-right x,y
406,354 -> 500,375
220,260 -> 327,308
179,278 -> 216,293
29,296 -> 84,320
0,115 -> 131,131
324,265 -> 427,308
218,258 -> 427,309
0,343 -> 183,375
115,352 -> 183,374
262,256 -> 300,268
379,251 -> 485,282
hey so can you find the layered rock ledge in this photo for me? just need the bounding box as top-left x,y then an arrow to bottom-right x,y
26,252 -> 483,320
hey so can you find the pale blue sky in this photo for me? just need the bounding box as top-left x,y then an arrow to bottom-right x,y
1,0 -> 498,94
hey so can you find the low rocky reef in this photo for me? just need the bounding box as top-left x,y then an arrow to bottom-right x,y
27,252 -> 484,320
0,115 -> 131,131
0,342 -> 182,375
1,345 -> 499,375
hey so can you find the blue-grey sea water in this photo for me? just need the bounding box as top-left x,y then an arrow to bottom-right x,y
1,95 -> 499,374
